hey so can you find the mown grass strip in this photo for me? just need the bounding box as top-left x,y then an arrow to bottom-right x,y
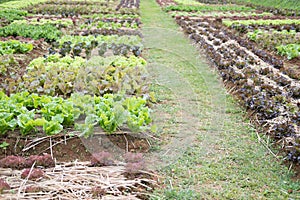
141,0 -> 300,199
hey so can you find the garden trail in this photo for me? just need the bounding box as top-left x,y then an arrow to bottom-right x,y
141,0 -> 300,198
141,16 -> 228,168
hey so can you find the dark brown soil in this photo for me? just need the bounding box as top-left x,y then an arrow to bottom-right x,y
0,133 -> 151,162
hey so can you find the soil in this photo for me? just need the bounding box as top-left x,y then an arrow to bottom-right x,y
0,133 -> 152,162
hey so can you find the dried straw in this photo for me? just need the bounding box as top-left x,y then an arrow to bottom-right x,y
0,161 -> 157,200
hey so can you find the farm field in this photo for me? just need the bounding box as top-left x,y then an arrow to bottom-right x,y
0,0 -> 157,199
0,0 -> 300,199
160,0 -> 300,165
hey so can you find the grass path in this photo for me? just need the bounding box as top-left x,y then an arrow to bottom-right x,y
140,0 -> 300,199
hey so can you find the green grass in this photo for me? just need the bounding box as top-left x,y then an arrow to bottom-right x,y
235,0 -> 300,10
141,0 -> 300,199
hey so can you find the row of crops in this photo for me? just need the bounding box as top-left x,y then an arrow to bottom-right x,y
0,0 -> 152,138
157,0 -> 300,163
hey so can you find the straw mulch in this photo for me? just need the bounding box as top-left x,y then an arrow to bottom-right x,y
0,161 -> 157,200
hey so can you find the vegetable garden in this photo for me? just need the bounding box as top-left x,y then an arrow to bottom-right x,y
0,0 -> 157,199
1,0 -> 300,198
158,0 -> 300,164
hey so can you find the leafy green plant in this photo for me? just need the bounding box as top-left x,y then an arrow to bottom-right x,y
18,55 -> 147,97
0,23 -> 62,42
27,3 -> 110,16
247,29 -> 264,41
80,55 -> 147,95
276,43 -> 300,59
79,20 -> 139,30
0,9 -> 27,22
54,35 -> 142,57
74,93 -> 152,136
0,142 -> 9,150
223,19 -> 300,27
12,18 -> 73,27
247,29 -> 297,41
0,55 -> 19,76
87,55 -> 146,68
124,97 -> 152,132
27,54 -> 85,71
174,0 -> 202,5
57,35 -> 143,48
246,29 -> 299,53
44,0 -> 109,5
0,0 -> 48,9
82,13 -> 139,19
0,91 -> 152,136
0,40 -> 33,55
21,54 -> 85,96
